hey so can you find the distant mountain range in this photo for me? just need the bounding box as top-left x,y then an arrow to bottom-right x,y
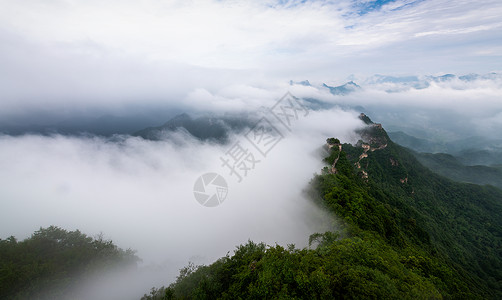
0,108 -> 183,137
388,131 -> 502,165
363,72 -> 501,86
385,130 -> 502,189
322,81 -> 361,95
1,72 -> 498,138
413,152 -> 502,189
132,113 -> 256,142
290,79 -> 362,95
289,72 -> 501,93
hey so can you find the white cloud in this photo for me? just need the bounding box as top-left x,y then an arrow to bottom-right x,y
0,107 -> 364,298
0,0 -> 500,119
414,23 -> 502,37
1,0 -> 502,297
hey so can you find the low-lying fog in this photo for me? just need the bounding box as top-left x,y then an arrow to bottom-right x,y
2,1 -> 502,298
0,108 -> 364,299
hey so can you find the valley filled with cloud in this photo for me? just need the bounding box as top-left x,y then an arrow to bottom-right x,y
1,0 -> 501,299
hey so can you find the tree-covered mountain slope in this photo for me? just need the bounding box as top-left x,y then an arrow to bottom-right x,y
412,152 -> 502,189
329,115 -> 502,296
132,113 -> 254,142
0,226 -> 139,300
388,131 -> 502,166
143,114 -> 502,299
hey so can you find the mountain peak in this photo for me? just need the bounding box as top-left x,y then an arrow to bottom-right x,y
290,80 -> 311,86
323,81 -> 361,95
358,113 -> 373,125
133,112 -> 255,142
170,112 -> 191,121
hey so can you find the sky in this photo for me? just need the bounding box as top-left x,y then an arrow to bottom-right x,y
1,0 -> 501,112
1,0 -> 502,298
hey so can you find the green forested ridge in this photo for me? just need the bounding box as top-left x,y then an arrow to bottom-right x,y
2,118 -> 501,299
412,152 -> 502,189
0,226 -> 139,300
387,131 -> 502,166
143,116 -> 502,299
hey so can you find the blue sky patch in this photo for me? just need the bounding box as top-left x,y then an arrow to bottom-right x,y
353,0 -> 396,15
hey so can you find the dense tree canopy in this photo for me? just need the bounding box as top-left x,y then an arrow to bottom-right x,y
0,226 -> 139,300
3,122 -> 502,299
143,125 -> 502,299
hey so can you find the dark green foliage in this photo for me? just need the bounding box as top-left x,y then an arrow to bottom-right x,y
145,129 -> 502,299
330,137 -> 502,298
323,149 -> 338,165
358,113 -> 374,125
133,113 -> 254,143
0,226 -> 139,300
143,238 -> 446,300
326,138 -> 340,145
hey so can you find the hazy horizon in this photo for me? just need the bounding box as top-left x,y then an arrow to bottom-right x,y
1,0 -> 502,299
